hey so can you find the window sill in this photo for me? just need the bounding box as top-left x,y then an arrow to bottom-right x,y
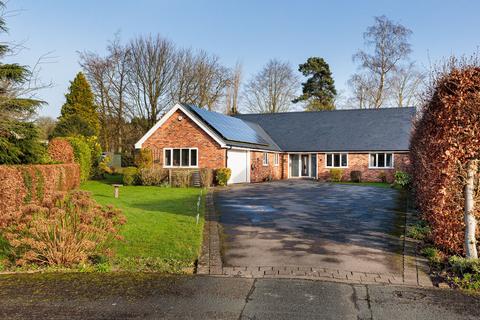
368,167 -> 394,170
164,166 -> 199,169
325,166 -> 348,169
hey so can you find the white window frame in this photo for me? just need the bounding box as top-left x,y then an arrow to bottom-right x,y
263,152 -> 269,166
274,153 -> 279,166
163,148 -> 199,168
369,152 -> 394,169
325,153 -> 348,168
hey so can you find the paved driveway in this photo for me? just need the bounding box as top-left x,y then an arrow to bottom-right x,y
215,180 -> 407,275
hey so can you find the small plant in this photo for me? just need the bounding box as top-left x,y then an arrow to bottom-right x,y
3,191 -> 126,267
421,246 -> 442,265
350,170 -> 362,183
394,170 -> 411,188
215,168 -> 232,186
172,170 -> 191,188
199,168 -> 213,187
406,221 -> 430,240
329,168 -> 343,182
122,167 -> 138,186
135,148 -> 153,170
138,168 -> 168,186
377,172 -> 387,183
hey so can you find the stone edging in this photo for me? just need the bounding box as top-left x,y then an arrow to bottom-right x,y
197,188 -> 222,275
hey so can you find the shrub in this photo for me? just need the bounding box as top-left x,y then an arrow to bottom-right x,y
421,246 -> 443,265
66,136 -> 92,182
122,167 -> 138,186
215,168 -> 231,186
47,138 -> 75,164
449,256 -> 480,275
138,168 -> 168,186
199,168 -> 213,187
3,191 -> 126,267
350,170 -> 362,183
394,170 -> 411,188
172,170 -> 192,188
329,168 -> 343,182
96,156 -> 113,178
135,148 -> 153,170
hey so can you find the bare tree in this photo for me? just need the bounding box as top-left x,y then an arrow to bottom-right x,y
347,73 -> 375,109
225,61 -> 242,114
128,35 -> 176,128
243,59 -> 299,113
172,49 -> 230,111
389,62 -> 425,107
352,15 -> 412,108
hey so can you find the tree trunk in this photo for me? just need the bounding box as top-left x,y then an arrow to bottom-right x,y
464,160 -> 478,259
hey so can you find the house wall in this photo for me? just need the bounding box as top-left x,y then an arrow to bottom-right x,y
316,152 -> 410,183
250,151 -> 284,182
142,109 -> 226,169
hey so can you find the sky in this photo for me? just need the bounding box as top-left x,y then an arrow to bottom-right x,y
6,0 -> 480,118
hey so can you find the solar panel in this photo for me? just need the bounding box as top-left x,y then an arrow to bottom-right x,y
187,105 -> 269,146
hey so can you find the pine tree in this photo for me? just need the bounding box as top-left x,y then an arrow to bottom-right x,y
293,57 -> 337,111
53,72 -> 99,137
0,1 -> 46,164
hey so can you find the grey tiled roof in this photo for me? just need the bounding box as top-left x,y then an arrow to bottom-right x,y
234,108 -> 416,152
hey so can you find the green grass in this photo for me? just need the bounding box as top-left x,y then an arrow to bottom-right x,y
332,181 -> 392,188
81,179 -> 205,270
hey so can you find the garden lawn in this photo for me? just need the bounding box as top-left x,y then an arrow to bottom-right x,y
81,180 -> 204,271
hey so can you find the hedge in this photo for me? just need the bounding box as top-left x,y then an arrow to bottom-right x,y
47,138 -> 75,164
0,163 -> 80,226
66,137 -> 92,182
410,64 -> 480,254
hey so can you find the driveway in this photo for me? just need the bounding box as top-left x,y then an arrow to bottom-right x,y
215,180 -> 407,275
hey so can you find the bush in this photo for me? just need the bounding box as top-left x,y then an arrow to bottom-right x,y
138,168 -> 168,186
394,170 -> 411,188
406,221 -> 430,240
350,170 -> 362,183
66,136 -> 92,182
199,168 -> 213,187
449,256 -> 480,275
135,148 -> 153,170
215,168 -> 231,186
421,246 -> 443,265
172,170 -> 192,188
329,169 -> 343,182
122,167 -> 138,186
3,191 -> 126,267
96,156 -> 113,178
47,138 -> 75,164
410,62 -> 480,254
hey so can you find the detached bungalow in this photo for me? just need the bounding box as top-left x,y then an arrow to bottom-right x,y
135,103 -> 414,184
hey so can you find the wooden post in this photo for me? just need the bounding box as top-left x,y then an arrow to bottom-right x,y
464,160 -> 478,259
112,184 -> 123,199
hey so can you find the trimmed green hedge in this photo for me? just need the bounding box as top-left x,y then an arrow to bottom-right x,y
66,137 -> 92,182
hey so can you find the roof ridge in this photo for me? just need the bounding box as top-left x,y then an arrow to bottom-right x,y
236,106 -> 416,117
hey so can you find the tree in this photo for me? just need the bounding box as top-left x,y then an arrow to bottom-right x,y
243,59 -> 299,113
389,62 -> 424,107
293,57 -> 336,111
0,1 -> 46,164
352,15 -> 413,108
35,116 -> 56,140
225,62 -> 242,114
53,72 -> 99,137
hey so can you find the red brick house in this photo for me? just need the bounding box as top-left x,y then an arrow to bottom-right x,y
135,103 -> 414,184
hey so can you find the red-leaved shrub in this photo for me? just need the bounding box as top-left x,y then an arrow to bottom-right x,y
411,60 -> 480,254
0,164 -> 80,226
47,138 -> 75,164
3,191 -> 126,266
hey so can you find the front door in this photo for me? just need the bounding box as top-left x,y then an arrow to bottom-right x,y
301,154 -> 309,177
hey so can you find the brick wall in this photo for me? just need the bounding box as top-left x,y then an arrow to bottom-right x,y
316,152 -> 410,183
142,109 -> 226,169
250,151 -> 284,182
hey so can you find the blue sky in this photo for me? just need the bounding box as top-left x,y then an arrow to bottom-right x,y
7,0 -> 480,117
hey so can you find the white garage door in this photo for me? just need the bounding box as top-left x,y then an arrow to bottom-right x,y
227,149 -> 250,184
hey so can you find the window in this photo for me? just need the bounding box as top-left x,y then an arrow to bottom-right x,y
164,148 -> 199,167
274,153 -> 279,166
369,153 -> 394,168
325,153 -> 348,168
263,153 -> 269,166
